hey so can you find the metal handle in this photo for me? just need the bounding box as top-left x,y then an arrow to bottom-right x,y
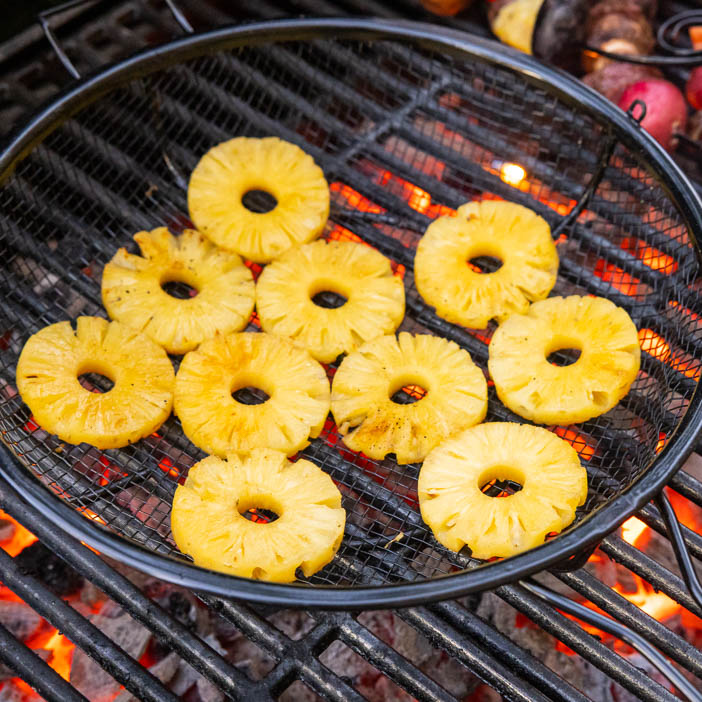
656,491 -> 702,610
524,580 -> 702,702
38,0 -> 194,80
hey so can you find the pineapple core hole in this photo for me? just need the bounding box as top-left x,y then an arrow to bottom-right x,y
161,280 -> 198,299
232,386 -> 270,405
311,291 -> 347,309
546,347 -> 581,367
479,467 -> 524,498
78,371 -> 114,393
390,380 -> 428,404
242,508 -> 279,524
467,255 -> 503,273
242,189 -> 277,213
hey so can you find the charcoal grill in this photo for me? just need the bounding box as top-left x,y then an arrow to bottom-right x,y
1,16 -> 702,611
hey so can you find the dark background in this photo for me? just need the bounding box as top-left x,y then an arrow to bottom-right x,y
0,1 -> 84,42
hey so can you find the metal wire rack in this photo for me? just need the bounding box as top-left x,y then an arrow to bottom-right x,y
0,18 -> 701,607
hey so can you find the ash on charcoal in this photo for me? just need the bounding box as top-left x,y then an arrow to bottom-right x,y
266,610 -> 316,641
169,634 -> 224,702
0,680 -> 25,702
115,486 -> 171,538
357,610 -> 478,699
0,601 -> 42,642
114,652 -> 181,702
15,542 -> 83,597
71,610 -> 151,700
279,680 -> 324,702
0,519 -> 15,544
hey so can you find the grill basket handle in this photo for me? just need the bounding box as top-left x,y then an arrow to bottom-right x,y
38,0 -> 194,80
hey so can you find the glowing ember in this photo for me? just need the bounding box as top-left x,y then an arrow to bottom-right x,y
330,182 -> 384,213
553,427 -> 595,461
614,576 -> 682,621
620,238 -> 678,274
621,516 -> 649,549
44,630 -> 74,681
500,162 -> 527,187
638,328 -> 671,361
78,508 -> 107,526
0,509 -> 37,557
593,260 -> 641,296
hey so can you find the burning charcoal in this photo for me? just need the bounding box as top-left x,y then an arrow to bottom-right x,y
0,679 -> 25,701
357,611 -> 479,699
279,681 -> 322,702
0,519 -> 15,544
15,542 -> 83,597
169,634 -> 226,700
0,649 -> 51,682
71,611 -> 151,700
266,610 -> 315,641
477,593 -> 587,689
320,639 -> 415,702
114,653 -> 180,702
0,601 -> 42,642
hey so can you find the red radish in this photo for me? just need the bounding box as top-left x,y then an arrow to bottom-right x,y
687,67 -> 702,111
618,79 -> 688,151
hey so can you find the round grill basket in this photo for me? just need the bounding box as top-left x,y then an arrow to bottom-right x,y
1,19 -> 701,608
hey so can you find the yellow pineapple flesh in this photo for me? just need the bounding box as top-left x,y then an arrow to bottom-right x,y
188,137 -> 329,263
256,239 -> 405,363
102,227 -> 254,355
489,295 -> 641,425
175,332 -> 330,457
171,449 -> 346,582
331,332 -> 487,464
16,317 -> 174,449
415,200 -> 558,329
418,422 -> 588,559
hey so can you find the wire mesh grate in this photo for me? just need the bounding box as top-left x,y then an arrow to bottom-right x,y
0,32 -> 700,588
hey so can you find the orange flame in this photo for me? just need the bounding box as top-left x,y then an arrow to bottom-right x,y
621,516 -> 649,549
44,630 -> 74,681
0,509 -> 37,557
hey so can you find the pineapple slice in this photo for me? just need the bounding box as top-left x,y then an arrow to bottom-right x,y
489,295 -> 641,425
171,449 -> 346,582
16,317 -> 174,449
418,422 -> 588,559
256,239 -> 405,363
175,332 -> 330,457
102,227 -> 255,355
415,200 -> 558,329
188,137 -> 329,263
331,332 -> 487,464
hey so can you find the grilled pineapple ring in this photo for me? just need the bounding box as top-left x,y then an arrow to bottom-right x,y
171,449 -> 346,582
415,200 -> 558,329
331,332 -> 487,464
175,332 -> 330,457
419,423 -> 587,559
188,137 -> 329,263
256,239 -> 406,363
16,317 -> 174,449
102,228 -> 255,355
489,295 -> 641,425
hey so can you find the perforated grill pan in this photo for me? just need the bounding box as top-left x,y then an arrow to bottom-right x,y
1,19 -> 702,608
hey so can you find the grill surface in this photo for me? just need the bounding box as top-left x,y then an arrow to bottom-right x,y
1,15 -> 702,606
1,3 -> 702,701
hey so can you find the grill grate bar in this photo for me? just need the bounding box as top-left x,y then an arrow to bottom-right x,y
0,621 -> 87,702
556,568 -> 702,676
639,503 -> 702,559
0,548 -> 179,702
0,477 -> 257,698
495,583 -> 681,702
429,599 -> 590,702
600,534 -> 702,619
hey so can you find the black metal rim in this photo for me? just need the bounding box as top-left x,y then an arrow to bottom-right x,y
1,18 -> 702,609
